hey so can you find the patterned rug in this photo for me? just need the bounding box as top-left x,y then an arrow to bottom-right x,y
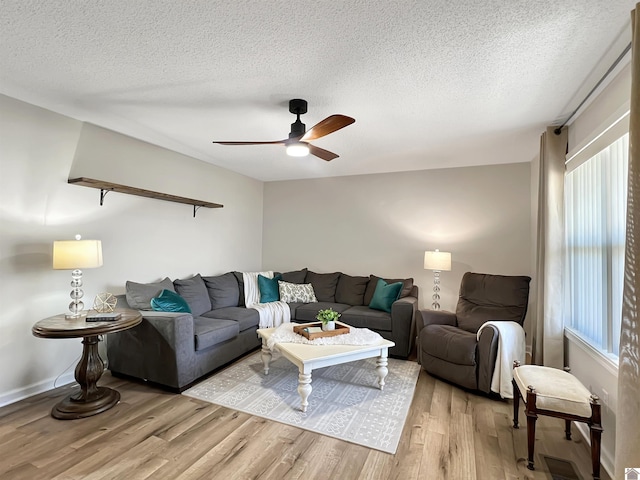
183,351 -> 421,454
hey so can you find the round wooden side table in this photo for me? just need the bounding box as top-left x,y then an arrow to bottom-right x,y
32,308 -> 142,420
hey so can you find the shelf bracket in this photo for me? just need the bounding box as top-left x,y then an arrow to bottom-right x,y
193,205 -> 202,218
99,188 -> 113,206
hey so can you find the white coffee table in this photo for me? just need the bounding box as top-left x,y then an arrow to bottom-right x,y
256,322 -> 395,412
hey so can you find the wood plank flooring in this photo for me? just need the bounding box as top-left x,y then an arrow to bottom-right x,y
0,359 -> 609,480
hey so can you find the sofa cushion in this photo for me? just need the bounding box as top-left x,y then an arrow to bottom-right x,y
125,277 -> 175,310
287,302 -> 305,318
306,271 -> 341,302
339,306 -> 392,331
369,278 -> 403,313
150,289 -> 191,313
173,274 -> 212,317
335,274 -> 369,306
279,281 -> 317,303
294,302 -> 351,322
364,275 -> 414,305
422,324 -> 477,365
203,273 -> 239,309
193,317 -> 240,351
232,271 -> 246,307
280,268 -> 308,284
258,273 -> 282,303
201,307 -> 260,332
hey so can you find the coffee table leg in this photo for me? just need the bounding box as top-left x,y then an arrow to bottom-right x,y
298,372 -> 312,412
376,353 -> 389,390
261,341 -> 272,375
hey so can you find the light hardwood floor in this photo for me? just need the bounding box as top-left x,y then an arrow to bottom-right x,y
0,358 -> 608,480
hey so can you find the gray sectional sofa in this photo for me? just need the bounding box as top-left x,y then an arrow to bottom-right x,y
106,268 -> 418,391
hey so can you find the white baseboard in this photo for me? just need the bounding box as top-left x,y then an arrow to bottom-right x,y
0,373 -> 76,408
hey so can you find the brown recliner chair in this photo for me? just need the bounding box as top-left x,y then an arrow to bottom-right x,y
418,272 -> 531,393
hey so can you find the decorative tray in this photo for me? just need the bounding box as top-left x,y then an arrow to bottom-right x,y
293,322 -> 350,340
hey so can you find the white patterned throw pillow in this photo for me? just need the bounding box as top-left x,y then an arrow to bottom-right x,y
278,281 -> 318,303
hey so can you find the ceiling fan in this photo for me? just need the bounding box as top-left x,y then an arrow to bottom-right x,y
212,99 -> 355,161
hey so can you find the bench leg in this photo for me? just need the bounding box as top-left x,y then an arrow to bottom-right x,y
590,424 -> 602,480
565,419 -> 572,440
526,413 -> 537,470
590,397 -> 603,480
525,387 -> 538,471
512,379 -> 520,428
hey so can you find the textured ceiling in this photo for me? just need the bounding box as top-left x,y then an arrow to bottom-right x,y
0,1 -> 634,181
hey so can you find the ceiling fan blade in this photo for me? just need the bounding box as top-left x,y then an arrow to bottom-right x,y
308,144 -> 339,161
213,140 -> 286,145
301,115 -> 355,142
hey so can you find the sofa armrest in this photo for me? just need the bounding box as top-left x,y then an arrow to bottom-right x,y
106,312 -> 196,390
390,295 -> 418,358
476,325 -> 500,394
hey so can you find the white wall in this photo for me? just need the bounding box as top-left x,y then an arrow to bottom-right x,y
561,62 -> 631,476
262,163 -> 532,316
0,95 -> 264,405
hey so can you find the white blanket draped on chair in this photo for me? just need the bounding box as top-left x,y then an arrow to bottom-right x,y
242,271 -> 291,328
476,321 -> 526,399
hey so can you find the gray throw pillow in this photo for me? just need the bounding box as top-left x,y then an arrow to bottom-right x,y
335,274 -> 369,305
173,274 -> 212,317
364,275 -> 414,306
203,272 -> 239,310
125,277 -> 175,310
306,271 -> 341,302
280,268 -> 308,284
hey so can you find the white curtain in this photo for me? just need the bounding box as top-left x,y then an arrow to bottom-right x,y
533,126 -> 567,368
615,4 -> 640,476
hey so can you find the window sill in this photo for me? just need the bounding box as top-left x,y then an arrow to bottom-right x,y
564,327 -> 619,377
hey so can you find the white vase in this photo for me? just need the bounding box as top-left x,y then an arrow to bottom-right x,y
322,321 -> 335,331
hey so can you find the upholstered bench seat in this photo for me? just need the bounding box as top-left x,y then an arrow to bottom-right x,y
513,365 -> 593,417
512,363 -> 603,479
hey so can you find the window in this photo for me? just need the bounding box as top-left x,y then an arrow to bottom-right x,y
564,131 -> 628,357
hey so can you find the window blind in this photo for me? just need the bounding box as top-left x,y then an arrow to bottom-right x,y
563,133 -> 628,355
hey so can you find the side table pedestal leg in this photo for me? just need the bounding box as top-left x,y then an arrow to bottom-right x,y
52,335 -> 120,420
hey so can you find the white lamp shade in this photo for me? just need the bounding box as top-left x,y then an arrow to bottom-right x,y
53,240 -> 103,270
424,250 -> 451,271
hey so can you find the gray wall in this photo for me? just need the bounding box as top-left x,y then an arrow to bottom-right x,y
0,95 -> 264,405
262,163 -> 532,316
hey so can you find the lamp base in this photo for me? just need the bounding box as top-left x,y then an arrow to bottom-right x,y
65,312 -> 88,319
432,270 -> 441,310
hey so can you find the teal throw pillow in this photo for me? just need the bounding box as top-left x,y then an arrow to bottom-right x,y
151,289 -> 192,313
258,274 -> 282,303
369,278 -> 403,313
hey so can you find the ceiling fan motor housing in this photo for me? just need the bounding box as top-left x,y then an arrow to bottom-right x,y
288,99 -> 308,138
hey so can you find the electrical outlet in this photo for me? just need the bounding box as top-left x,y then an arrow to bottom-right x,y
602,388 -> 609,405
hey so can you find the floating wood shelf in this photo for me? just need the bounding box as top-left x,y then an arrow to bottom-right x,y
68,177 -> 223,217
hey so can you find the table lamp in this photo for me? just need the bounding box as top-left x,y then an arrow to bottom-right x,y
424,249 -> 451,310
53,235 -> 103,318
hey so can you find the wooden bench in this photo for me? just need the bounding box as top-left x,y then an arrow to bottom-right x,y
512,361 -> 603,479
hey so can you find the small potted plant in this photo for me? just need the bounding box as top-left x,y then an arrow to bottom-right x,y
316,308 -> 341,331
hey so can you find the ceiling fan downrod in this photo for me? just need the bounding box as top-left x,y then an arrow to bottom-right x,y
289,98 -> 307,139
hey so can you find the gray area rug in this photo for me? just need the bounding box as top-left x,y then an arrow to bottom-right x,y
183,351 -> 421,454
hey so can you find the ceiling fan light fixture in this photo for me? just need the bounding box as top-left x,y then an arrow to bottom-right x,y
286,142 -> 310,157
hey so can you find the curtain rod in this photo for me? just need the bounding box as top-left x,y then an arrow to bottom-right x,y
554,42 -> 632,135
